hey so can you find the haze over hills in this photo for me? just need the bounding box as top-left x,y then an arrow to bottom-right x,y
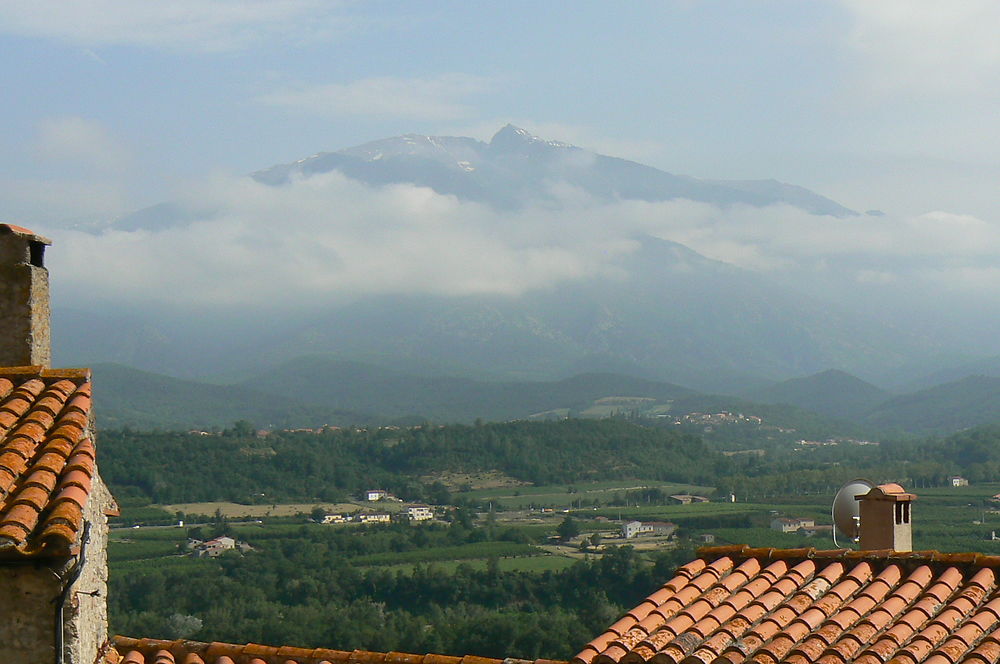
745,369 -> 892,421
902,356 -> 1000,392
240,357 -> 697,422
225,234 -> 933,393
89,363 -> 370,430
861,375 -> 1000,434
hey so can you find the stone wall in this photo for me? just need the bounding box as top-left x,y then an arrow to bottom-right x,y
0,475 -> 113,664
0,556 -> 65,663
63,474 -> 115,664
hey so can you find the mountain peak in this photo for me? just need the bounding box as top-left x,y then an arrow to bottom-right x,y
489,124 -> 572,152
490,123 -> 542,148
491,124 -> 535,143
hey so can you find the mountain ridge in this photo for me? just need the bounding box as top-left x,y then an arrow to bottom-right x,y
245,124 -> 856,216
60,126 -> 949,390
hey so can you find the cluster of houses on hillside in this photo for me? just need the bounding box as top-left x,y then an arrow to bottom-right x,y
320,504 -> 436,525
677,412 -> 764,426
795,437 -> 880,448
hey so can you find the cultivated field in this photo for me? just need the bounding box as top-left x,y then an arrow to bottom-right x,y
160,501 -> 362,518
462,479 -> 715,510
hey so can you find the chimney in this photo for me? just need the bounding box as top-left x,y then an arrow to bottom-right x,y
0,223 -> 52,367
856,483 -> 916,552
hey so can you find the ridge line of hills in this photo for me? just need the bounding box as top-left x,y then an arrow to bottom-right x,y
90,359 -> 1000,436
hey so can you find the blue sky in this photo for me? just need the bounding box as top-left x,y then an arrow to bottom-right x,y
2,0 -> 999,225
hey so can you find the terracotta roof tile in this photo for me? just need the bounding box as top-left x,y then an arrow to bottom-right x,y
569,545 -> 1000,664
110,638 -> 568,664
0,367 -> 96,556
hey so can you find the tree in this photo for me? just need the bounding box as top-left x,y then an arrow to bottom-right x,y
163,613 -> 203,639
230,420 -> 255,438
557,516 -> 579,542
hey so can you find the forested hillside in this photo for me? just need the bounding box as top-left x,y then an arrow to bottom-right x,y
99,419 -> 721,505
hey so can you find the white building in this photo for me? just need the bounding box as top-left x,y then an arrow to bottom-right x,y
621,520 -> 677,539
770,517 -> 816,533
407,505 -> 434,521
357,512 -> 391,524
669,494 -> 710,505
197,536 -> 237,557
366,489 -> 389,501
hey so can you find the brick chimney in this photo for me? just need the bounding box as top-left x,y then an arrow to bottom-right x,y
856,483 -> 916,552
0,223 -> 52,367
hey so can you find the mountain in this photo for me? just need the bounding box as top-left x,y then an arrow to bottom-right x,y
248,124 -> 856,216
745,369 -> 891,421
80,126 -> 937,389
862,375 -> 1000,434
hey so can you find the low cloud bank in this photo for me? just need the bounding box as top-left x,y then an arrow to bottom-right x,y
43,170 -> 1000,313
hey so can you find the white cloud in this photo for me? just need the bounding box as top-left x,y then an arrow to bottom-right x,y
259,74 -> 493,121
33,116 -> 130,171
49,172 -> 632,308
0,0 -> 347,52
839,0 -> 1000,94
633,200 -> 1000,296
42,165 -> 1000,316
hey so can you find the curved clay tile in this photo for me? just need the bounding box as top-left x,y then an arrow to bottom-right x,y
47,379 -> 76,396
0,368 -> 97,556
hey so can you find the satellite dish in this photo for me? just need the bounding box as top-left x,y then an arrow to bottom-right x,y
831,479 -> 874,547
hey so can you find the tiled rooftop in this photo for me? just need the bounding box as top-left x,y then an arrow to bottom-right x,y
573,545 -> 1000,664
0,365 -> 97,556
108,637 -> 568,664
